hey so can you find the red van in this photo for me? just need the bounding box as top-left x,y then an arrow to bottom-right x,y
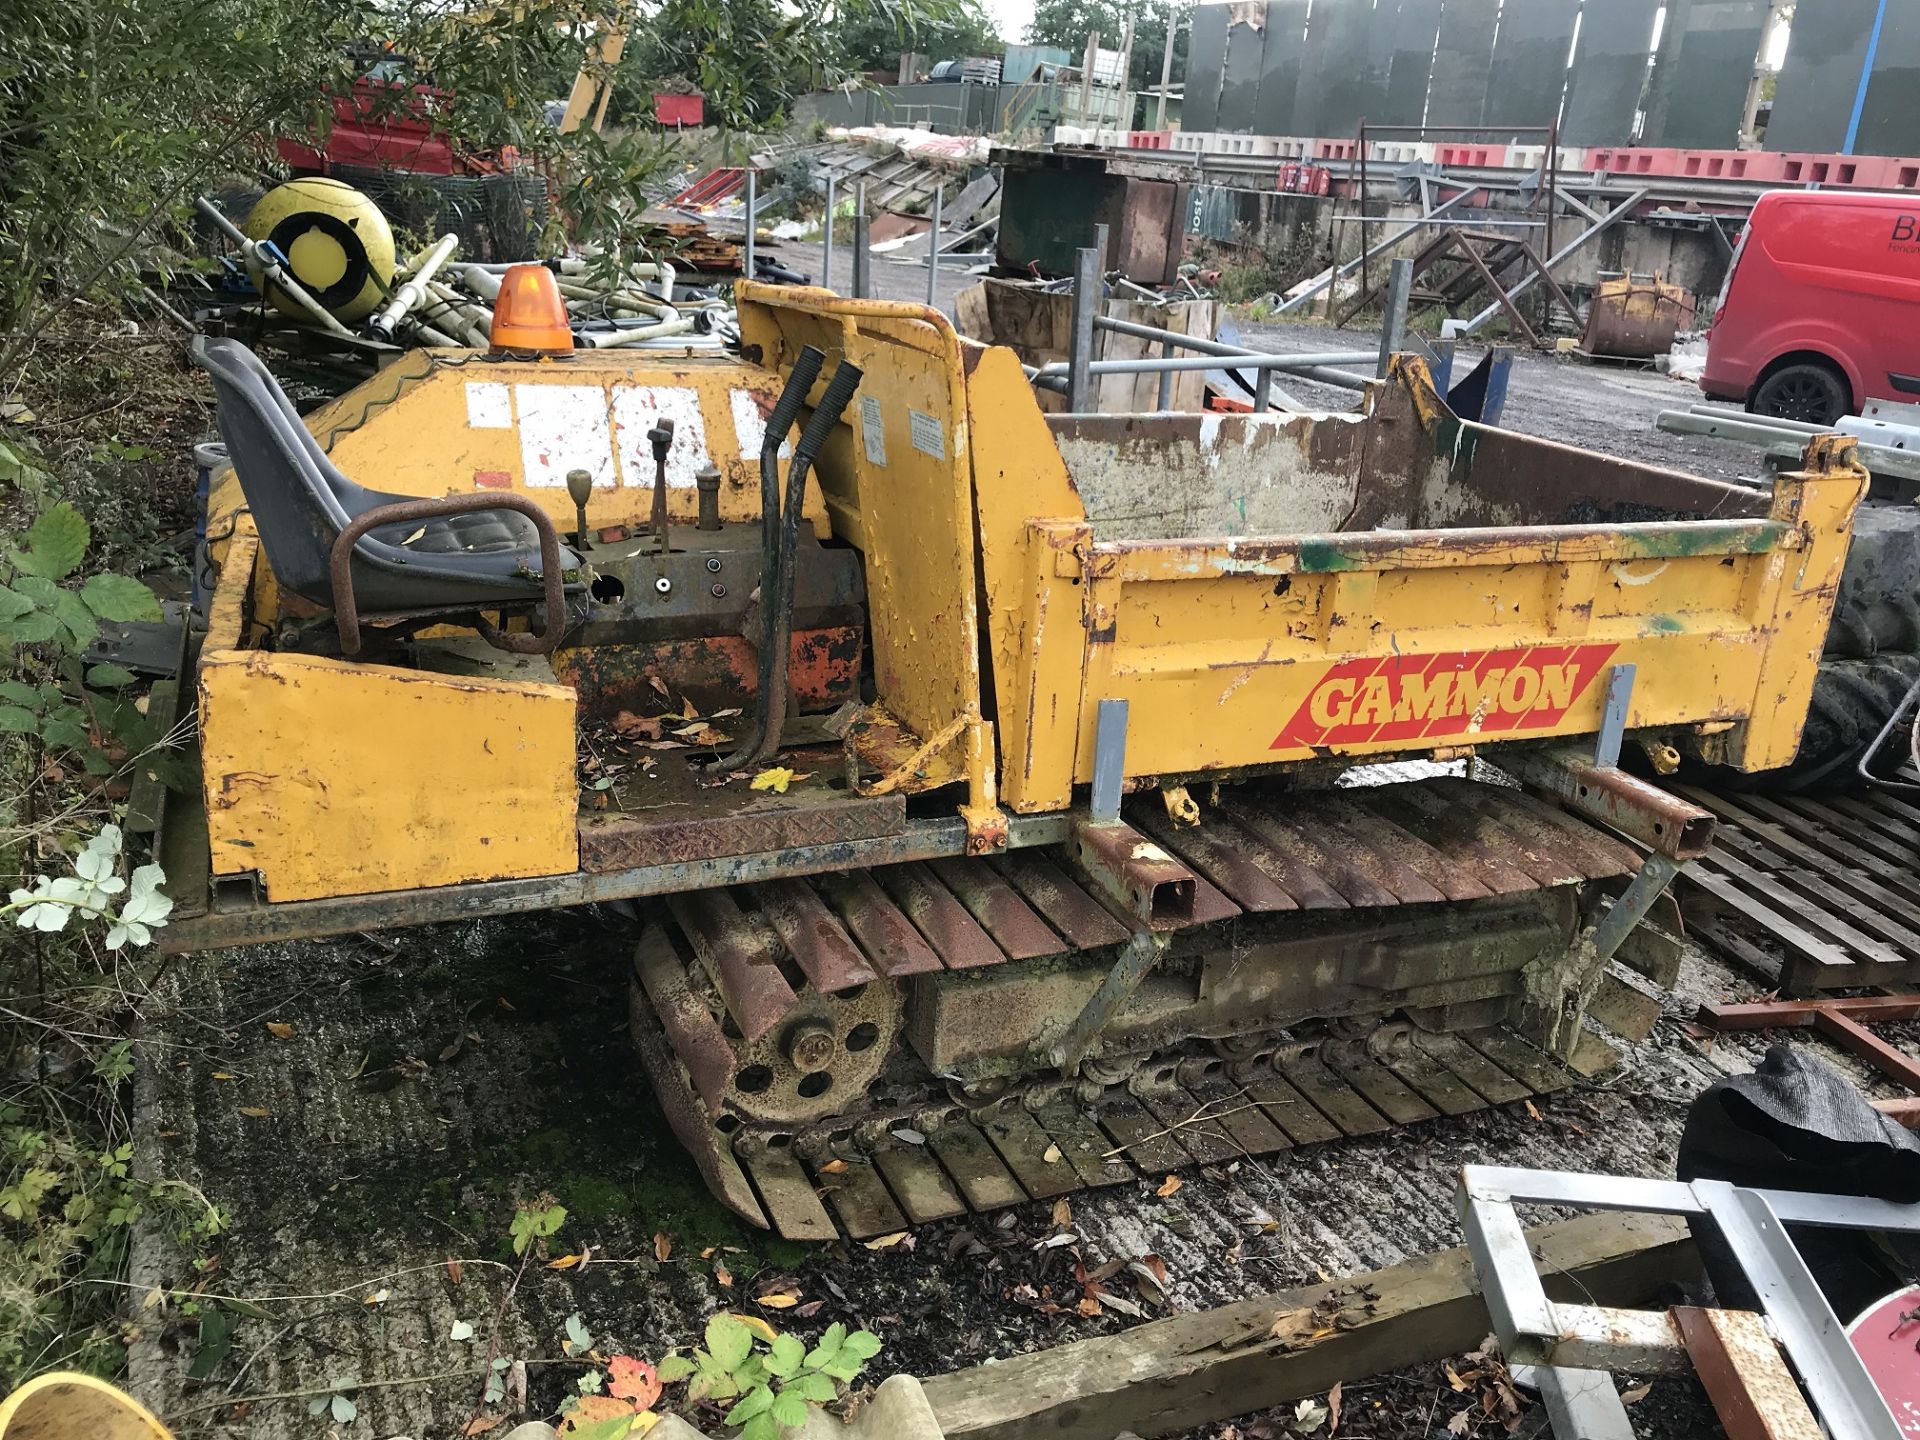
1701,190 -> 1920,426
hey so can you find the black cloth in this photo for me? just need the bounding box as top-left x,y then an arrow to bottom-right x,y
1677,1042 -> 1920,1320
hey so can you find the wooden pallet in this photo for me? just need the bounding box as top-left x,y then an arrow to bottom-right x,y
1675,782 -> 1920,994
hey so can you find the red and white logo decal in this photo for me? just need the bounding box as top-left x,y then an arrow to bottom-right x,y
1272,643 -> 1619,750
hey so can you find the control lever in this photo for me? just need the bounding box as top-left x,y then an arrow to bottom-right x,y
729,358 -> 863,773
716,346 -> 825,771
647,419 -> 675,553
565,467 -> 594,548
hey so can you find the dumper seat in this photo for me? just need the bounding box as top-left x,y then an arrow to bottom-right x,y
194,337 -> 577,654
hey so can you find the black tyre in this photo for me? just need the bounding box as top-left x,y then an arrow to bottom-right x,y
1751,360 -> 1850,427
1755,501 -> 1920,791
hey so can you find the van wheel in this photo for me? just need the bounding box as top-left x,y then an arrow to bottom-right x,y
1751,362 -> 1850,426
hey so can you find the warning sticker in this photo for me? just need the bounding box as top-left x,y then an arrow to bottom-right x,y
908,409 -> 945,458
465,382 -> 513,429
861,394 -> 887,466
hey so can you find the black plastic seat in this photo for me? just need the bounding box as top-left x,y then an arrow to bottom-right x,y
194,337 -> 577,652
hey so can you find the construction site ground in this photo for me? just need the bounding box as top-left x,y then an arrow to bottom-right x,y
128,328 -> 1802,1439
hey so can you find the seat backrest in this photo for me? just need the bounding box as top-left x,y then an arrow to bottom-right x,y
193,337 -> 385,604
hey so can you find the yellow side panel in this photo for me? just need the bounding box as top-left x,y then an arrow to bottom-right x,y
965,345 -> 1089,811
199,651 -> 578,901
736,284 -> 985,790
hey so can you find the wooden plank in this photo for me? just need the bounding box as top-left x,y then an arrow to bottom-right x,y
928,857 -> 1067,959
869,1134 -> 967,1224
808,1152 -> 905,1240
739,1146 -> 838,1243
926,1119 -> 1028,1213
1278,1054 -> 1391,1137
751,878 -> 879,992
1187,1075 -> 1292,1155
1413,1032 -> 1532,1106
981,1106 -> 1082,1199
1240,1071 -> 1343,1145
811,870 -> 943,978
873,862 -> 1007,970
1701,847 -> 1908,967
922,1211 -> 1698,1440
1217,796 -> 1396,908
1682,866 -> 1854,972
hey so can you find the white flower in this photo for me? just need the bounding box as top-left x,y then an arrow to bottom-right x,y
107,865 -> 172,949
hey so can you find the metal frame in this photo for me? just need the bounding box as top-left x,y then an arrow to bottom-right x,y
1459,1164 -> 1905,1440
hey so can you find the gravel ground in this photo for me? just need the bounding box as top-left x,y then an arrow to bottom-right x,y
121,280 -> 1841,1438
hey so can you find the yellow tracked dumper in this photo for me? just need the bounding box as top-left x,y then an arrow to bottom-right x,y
157,283 -> 1864,1239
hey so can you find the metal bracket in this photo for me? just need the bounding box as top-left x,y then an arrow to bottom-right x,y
1090,698 -> 1128,823
1594,663 -> 1636,768
1498,745 -> 1714,860
1051,928 -> 1171,1077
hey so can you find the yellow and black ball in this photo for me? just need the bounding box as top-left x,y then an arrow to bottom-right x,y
243,178 -> 395,324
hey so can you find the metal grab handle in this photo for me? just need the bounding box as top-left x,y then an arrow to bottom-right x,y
329,492 -> 569,656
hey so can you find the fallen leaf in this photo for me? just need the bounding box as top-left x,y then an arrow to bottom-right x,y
681,697 -> 699,719
1445,1364 -> 1470,1393
445,1257 -> 464,1286
612,711 -> 663,739
265,1022 -> 294,1039
1076,1295 -> 1101,1317
1156,1175 -> 1183,1198
865,1231 -> 911,1250
461,1417 -> 506,1436
653,1232 -> 672,1263
757,1291 -> 799,1308
714,1263 -> 733,1288
1096,1291 -> 1144,1318
818,1158 -> 848,1174
141,1286 -> 166,1311
364,1288 -> 390,1305
238,1106 -> 270,1118
737,1314 -> 781,1343
450,1319 -> 475,1341
547,1253 -> 583,1270
1328,1380 -> 1343,1436
677,725 -> 729,746
609,1355 -> 662,1408
1447,1409 -> 1471,1436
400,527 -> 426,545
751,766 -> 798,794
1139,1254 -> 1169,1285
1524,1099 -> 1542,1121
210,1072 -> 235,1081
1042,1143 -> 1063,1164
1619,1383 -> 1650,1405
1052,1197 -> 1072,1227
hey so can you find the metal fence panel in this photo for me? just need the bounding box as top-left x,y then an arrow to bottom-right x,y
1183,2 -> 1230,133
1855,2 -> 1920,158
1481,0 -> 1581,128
1765,0 -> 1882,153
1641,0 -> 1769,148
1295,0 -> 1376,135
1385,0 -> 1443,128
1253,0 -> 1311,135
1218,6 -> 1269,131
1426,0 -> 1500,127
1559,0 -> 1662,145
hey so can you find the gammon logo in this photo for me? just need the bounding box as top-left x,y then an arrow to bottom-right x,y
1271,644 -> 1619,750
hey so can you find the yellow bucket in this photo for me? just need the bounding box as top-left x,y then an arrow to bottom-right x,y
0,1373 -> 172,1440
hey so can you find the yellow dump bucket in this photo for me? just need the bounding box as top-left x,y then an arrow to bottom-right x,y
0,1373 -> 172,1440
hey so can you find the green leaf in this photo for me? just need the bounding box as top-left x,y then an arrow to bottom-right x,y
792,1372 -> 837,1404
566,1418 -> 638,1440
0,589 -> 33,624
0,681 -> 40,707
52,591 -> 97,650
13,503 -> 89,580
770,1390 -> 811,1429
80,573 -> 162,622
820,1356 -> 863,1383
5,611 -> 58,646
657,1354 -> 696,1383
804,1322 -> 846,1373
841,1329 -> 882,1363
724,1383 -> 776,1426
330,1393 -> 357,1424
0,706 -> 38,733
706,1312 -> 755,1372
741,1414 -> 780,1440
86,663 -> 137,688
766,1332 -> 805,1379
